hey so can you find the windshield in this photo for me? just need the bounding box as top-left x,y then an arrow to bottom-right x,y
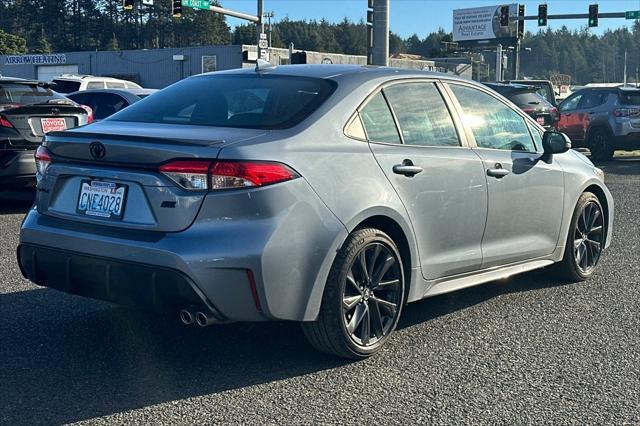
51,80 -> 81,93
619,90 -> 640,106
110,74 -> 337,129
0,82 -> 66,106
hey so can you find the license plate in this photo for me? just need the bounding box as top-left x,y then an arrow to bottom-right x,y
41,117 -> 66,133
536,116 -> 546,125
77,180 -> 127,219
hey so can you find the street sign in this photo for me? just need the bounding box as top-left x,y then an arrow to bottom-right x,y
183,0 -> 210,10
258,39 -> 268,49
142,0 -> 153,5
626,10 -> 640,19
259,33 -> 267,40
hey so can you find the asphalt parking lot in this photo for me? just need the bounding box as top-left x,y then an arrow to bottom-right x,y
1,156 -> 638,425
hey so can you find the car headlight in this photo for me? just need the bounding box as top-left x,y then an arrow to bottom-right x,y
594,167 -> 605,181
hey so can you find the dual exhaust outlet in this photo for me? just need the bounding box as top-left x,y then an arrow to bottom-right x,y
179,307 -> 219,327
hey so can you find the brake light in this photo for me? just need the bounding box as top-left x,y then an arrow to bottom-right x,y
614,108 -> 640,118
0,115 -> 13,129
159,160 -> 211,190
79,105 -> 94,123
210,161 -> 298,189
159,159 -> 298,191
34,145 -> 52,181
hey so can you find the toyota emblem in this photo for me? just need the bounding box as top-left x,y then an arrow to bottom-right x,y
89,141 -> 106,159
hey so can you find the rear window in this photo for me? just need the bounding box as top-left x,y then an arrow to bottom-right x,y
508,91 -> 551,108
51,80 -> 81,93
0,82 -> 66,106
110,74 -> 336,129
619,90 -> 640,105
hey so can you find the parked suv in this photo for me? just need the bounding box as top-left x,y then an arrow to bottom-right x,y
557,87 -> 640,161
0,77 -> 91,187
51,74 -> 142,93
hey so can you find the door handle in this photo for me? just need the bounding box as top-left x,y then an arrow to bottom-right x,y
487,163 -> 510,178
393,159 -> 423,177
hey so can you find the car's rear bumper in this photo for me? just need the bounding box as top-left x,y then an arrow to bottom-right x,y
18,179 -> 348,322
0,150 -> 36,184
17,243 -> 228,320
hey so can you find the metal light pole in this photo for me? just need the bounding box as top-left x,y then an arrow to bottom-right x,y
372,0 -> 389,66
496,44 -> 503,81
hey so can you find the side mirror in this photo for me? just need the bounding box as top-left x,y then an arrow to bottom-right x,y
542,131 -> 571,157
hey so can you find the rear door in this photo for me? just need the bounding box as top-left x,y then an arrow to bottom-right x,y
363,80 -> 487,279
445,82 -> 564,267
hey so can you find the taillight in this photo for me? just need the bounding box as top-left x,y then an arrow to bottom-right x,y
34,145 -> 52,181
79,105 -> 94,123
0,115 -> 13,129
159,160 -> 211,191
159,159 -> 299,191
614,108 -> 639,118
210,161 -> 298,189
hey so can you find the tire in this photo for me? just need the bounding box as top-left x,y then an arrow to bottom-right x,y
302,228 -> 405,359
588,128 -> 614,162
554,192 -> 605,282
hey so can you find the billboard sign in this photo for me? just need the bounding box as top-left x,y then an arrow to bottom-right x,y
453,4 -> 518,44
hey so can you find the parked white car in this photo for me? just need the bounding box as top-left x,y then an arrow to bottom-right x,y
50,74 -> 142,93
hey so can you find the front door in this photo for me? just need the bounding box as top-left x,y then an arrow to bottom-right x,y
360,81 -> 487,280
447,83 -> 565,268
557,92 -> 585,143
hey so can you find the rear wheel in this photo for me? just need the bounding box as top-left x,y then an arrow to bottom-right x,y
302,228 -> 405,359
554,192 -> 605,282
588,128 -> 614,162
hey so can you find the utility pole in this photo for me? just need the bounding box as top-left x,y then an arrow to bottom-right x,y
372,0 -> 389,66
514,40 -> 521,79
623,48 -> 628,86
496,44 -> 503,81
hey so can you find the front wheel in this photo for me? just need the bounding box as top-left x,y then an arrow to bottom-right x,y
554,192 -> 605,282
302,228 -> 405,359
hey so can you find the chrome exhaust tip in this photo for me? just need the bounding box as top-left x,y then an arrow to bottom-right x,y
179,309 -> 195,325
195,311 -> 217,327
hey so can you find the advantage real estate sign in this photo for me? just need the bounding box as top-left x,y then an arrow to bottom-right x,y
453,4 -> 517,44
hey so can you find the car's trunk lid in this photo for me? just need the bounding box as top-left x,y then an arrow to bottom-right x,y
39,122 -> 269,232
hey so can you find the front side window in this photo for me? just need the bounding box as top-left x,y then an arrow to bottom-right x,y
559,93 -> 583,112
360,92 -> 401,144
581,91 -> 607,109
449,84 -> 536,152
383,82 -> 460,147
87,81 -> 105,89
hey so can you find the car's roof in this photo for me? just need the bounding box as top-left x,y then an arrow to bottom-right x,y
202,64 -> 468,84
68,88 -> 157,97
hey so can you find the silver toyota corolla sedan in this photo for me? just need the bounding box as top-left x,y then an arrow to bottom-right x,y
18,65 -> 614,359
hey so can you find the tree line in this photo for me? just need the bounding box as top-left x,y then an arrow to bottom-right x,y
0,0 -> 638,85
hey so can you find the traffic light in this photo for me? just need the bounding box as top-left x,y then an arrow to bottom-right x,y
517,4 -> 525,38
588,4 -> 598,27
499,5 -> 509,27
538,4 -> 548,27
172,0 -> 182,18
123,0 -> 134,12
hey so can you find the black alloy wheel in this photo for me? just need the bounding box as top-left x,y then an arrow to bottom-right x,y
555,192 -> 605,282
303,228 -> 405,359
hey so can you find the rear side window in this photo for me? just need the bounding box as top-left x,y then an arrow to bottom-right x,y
110,74 -> 336,129
384,82 -> 459,147
51,80 -> 81,93
360,92 -> 401,144
619,90 -> 640,105
0,82 -> 66,106
581,91 -> 608,109
106,82 -> 126,89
